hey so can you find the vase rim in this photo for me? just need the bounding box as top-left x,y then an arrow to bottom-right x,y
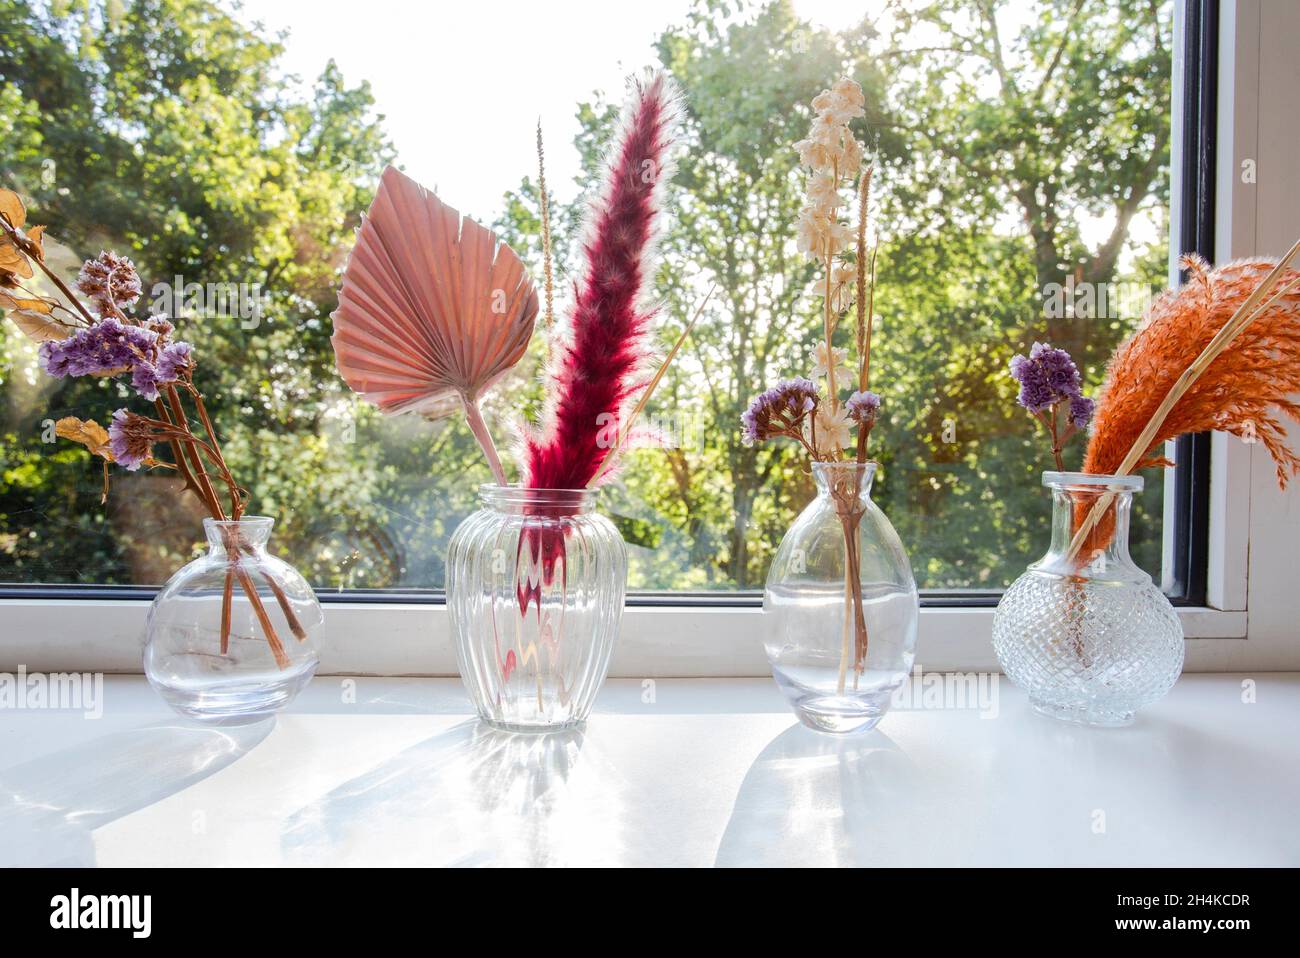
811,459 -> 878,473
202,515 -> 275,528
1042,471 -> 1143,491
478,484 -> 597,510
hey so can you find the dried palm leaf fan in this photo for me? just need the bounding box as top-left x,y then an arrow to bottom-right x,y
331,166 -> 539,484
1071,241 -> 1300,559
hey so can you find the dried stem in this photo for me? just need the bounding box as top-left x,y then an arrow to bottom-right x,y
823,237 -> 838,413
588,285 -> 715,487
0,215 -> 96,326
832,484 -> 869,694
855,167 -> 872,393
862,247 -> 877,391
220,569 -> 234,655
153,395 -> 238,657
246,549 -> 308,641
164,388 -> 225,518
234,565 -> 289,669
154,398 -> 215,516
837,555 -> 853,694
183,382 -> 242,518
537,121 -> 556,360
461,392 -> 509,486
164,388 -> 290,660
1035,406 -> 1072,471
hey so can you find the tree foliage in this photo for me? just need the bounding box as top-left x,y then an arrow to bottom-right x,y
2,0 -> 1172,591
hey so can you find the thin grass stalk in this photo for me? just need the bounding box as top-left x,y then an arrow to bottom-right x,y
537,121 -> 556,364
855,168 -> 872,393
588,285 -> 715,486
832,489 -> 869,694
823,237 -> 837,412
837,554 -> 853,694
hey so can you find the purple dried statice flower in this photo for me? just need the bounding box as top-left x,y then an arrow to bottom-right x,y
1009,342 -> 1083,412
77,251 -> 143,316
1009,341 -> 1095,469
156,341 -> 194,382
742,377 -> 819,445
146,315 -> 175,340
1035,343 -> 1081,394
35,317 -> 179,401
131,362 -> 161,401
846,389 -> 881,427
1068,394 -> 1096,429
107,409 -> 156,471
38,318 -> 158,379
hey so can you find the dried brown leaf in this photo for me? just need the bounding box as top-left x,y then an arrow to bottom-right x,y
25,224 -> 45,262
55,417 -> 114,461
0,189 -> 26,229
0,289 -> 69,341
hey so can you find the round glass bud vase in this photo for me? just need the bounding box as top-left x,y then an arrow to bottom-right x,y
446,486 -> 627,732
764,461 -> 919,734
144,517 -> 323,723
992,472 -> 1184,727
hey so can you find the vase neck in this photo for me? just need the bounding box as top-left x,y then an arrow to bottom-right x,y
1040,472 -> 1143,579
480,485 -> 596,516
204,517 -> 274,556
812,461 -> 876,505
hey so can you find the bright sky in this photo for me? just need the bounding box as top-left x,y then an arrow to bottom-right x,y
234,0 -> 865,220
230,0 -> 1159,259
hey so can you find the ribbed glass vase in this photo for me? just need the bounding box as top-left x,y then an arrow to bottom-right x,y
992,472 -> 1184,726
446,486 -> 626,732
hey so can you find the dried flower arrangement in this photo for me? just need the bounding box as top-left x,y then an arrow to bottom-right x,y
740,77 -> 881,693
0,189 -> 304,666
1071,243 -> 1300,558
1008,239 -> 1300,561
332,72 -> 692,493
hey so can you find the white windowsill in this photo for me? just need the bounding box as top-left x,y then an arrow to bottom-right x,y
0,599 -> 1258,677
3,673 -> 1295,867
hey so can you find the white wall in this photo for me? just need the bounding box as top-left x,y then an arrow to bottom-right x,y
1214,0 -> 1300,667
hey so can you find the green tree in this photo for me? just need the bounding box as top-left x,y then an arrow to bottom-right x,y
2,0 -> 1173,593
0,0 -> 403,584
498,0 -> 1171,589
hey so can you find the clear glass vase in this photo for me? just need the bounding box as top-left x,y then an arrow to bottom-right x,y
144,517 -> 323,723
764,461 -> 919,734
992,472 -> 1184,726
446,486 -> 627,732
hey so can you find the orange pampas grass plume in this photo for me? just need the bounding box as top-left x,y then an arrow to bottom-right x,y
1085,254 -> 1300,487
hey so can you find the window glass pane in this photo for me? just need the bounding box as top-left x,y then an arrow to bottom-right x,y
0,0 -> 1173,592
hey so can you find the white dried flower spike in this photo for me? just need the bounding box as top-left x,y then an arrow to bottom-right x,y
793,136 -> 835,171
810,339 -> 853,383
805,171 -> 841,211
796,207 -> 854,258
806,402 -> 853,455
829,262 -> 857,313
